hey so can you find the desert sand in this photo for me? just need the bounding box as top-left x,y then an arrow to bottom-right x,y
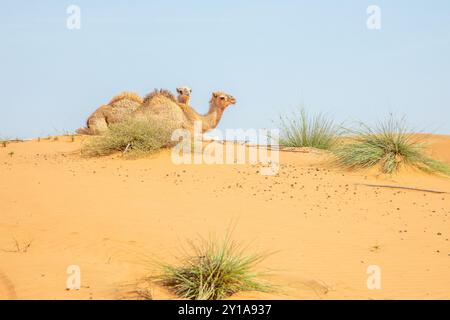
1,134 -> 449,300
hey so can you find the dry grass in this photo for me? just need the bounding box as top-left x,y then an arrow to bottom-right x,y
333,116 -> 450,175
81,118 -> 176,157
2,238 -> 33,253
158,235 -> 272,300
278,108 -> 339,150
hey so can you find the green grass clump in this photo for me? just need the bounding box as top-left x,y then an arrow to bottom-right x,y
278,108 -> 339,150
333,116 -> 450,175
159,236 -> 272,300
81,118 -> 175,157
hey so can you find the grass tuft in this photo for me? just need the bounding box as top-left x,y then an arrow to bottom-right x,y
81,118 -> 175,157
158,235 -> 272,300
278,107 -> 339,150
2,237 -> 33,253
333,115 -> 450,175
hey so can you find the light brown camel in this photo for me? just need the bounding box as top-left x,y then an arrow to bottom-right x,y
77,88 -> 194,135
76,92 -> 143,135
176,86 -> 192,105
133,90 -> 236,133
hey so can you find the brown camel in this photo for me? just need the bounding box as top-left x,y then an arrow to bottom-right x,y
77,88 -> 235,135
176,86 -> 192,105
133,90 -> 236,133
76,92 -> 143,135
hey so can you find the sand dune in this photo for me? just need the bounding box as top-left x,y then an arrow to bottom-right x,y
1,134 -> 449,299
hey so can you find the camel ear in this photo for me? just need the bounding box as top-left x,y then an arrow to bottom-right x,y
176,88 -> 181,94
212,92 -> 218,98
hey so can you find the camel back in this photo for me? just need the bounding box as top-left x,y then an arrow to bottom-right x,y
143,89 -> 177,105
109,92 -> 143,105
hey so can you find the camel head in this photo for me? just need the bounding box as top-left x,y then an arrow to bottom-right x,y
210,91 -> 236,109
176,86 -> 192,105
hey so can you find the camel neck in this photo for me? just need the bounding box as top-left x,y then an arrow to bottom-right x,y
203,102 -> 224,131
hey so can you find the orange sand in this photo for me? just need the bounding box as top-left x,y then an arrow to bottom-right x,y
1,135 -> 450,300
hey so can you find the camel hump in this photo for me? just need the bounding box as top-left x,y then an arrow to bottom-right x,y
76,127 -> 91,135
142,89 -> 177,105
109,92 -> 143,105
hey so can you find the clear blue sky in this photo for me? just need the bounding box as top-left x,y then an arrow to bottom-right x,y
1,0 -> 450,138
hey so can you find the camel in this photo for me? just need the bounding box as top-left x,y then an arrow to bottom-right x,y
176,86 -> 192,105
76,92 -> 143,135
133,90 -> 236,133
77,88 -> 236,135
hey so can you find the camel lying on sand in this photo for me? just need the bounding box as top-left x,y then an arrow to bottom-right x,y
76,88 -> 191,135
76,92 -> 143,135
77,88 -> 236,135
133,90 -> 236,133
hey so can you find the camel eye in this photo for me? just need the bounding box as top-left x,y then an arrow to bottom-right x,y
220,96 -> 225,100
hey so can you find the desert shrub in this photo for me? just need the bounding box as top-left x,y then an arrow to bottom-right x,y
333,116 -> 450,175
278,108 -> 339,150
158,236 -> 272,300
82,118 -> 175,157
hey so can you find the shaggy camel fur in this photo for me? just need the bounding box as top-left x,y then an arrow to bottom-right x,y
76,92 -> 142,135
77,89 -> 236,135
133,90 -> 236,133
